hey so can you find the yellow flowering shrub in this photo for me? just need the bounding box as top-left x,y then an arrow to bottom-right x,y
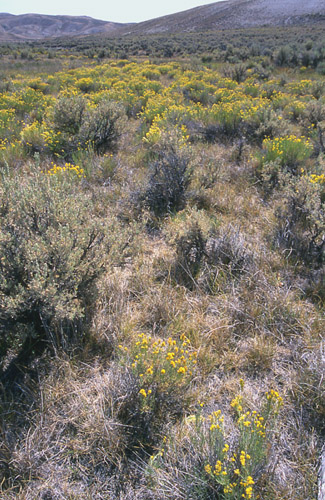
148,382 -> 283,500
283,99 -> 307,121
0,108 -> 17,140
43,162 -> 86,179
119,333 -> 197,408
308,173 -> 325,185
76,77 -> 99,93
20,121 -> 46,154
258,135 -> 313,170
27,78 -> 49,94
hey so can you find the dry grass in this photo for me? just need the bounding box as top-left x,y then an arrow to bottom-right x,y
0,59 -> 324,500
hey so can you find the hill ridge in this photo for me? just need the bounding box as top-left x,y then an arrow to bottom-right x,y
1,0 -> 325,41
120,0 -> 325,35
0,12 -> 129,41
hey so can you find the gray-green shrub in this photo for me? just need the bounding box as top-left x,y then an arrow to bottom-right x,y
276,174 -> 325,266
143,132 -> 192,216
0,168 -> 114,377
52,95 -> 86,135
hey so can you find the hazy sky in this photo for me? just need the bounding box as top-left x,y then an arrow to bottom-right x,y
0,1 -> 221,23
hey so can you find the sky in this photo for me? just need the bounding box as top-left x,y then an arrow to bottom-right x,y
0,0 -> 222,23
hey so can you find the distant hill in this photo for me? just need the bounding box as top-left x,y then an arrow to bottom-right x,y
0,13 -> 130,41
120,0 -> 325,35
0,1 -> 324,42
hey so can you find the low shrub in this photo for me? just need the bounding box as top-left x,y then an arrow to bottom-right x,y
20,121 -> 47,155
167,214 -> 253,291
48,97 -> 125,157
257,135 -> 313,174
143,132 -> 192,216
294,344 -> 325,432
301,102 -> 325,154
276,173 -> 325,266
0,168 -> 118,379
222,64 -> 248,83
146,385 -> 283,500
174,222 -> 206,287
79,100 -> 125,154
205,226 -> 253,276
205,102 -> 243,141
52,95 -> 86,135
76,77 -> 100,93
117,333 -> 198,442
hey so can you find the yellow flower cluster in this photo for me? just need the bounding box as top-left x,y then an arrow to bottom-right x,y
260,134 -> 313,167
309,173 -> 325,184
204,443 -> 255,498
0,138 -> 8,151
119,333 -> 197,406
263,134 -> 311,151
76,77 -> 96,92
231,394 -> 268,438
208,409 -> 224,431
239,450 -> 251,467
265,389 -> 284,415
0,108 -> 15,127
265,389 -> 283,403
284,100 -> 306,120
131,333 -> 196,376
285,79 -> 313,96
44,162 -> 86,178
205,460 -> 227,477
139,388 -> 152,398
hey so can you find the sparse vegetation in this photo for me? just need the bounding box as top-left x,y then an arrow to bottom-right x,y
0,26 -> 324,499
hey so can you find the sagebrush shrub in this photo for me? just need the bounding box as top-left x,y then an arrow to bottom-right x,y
205,226 -> 253,275
0,168 -> 115,377
276,174 -> 325,265
294,345 -> 325,431
143,132 -> 192,215
174,222 -> 206,287
79,100 -> 125,154
49,98 -> 125,157
302,102 -> 325,154
52,95 -> 86,135
222,63 -> 247,83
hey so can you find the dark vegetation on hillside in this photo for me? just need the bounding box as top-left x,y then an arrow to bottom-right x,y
0,25 -> 324,499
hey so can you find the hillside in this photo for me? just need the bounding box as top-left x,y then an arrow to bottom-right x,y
0,13 -> 129,41
1,0 -> 325,42
120,0 -> 325,34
